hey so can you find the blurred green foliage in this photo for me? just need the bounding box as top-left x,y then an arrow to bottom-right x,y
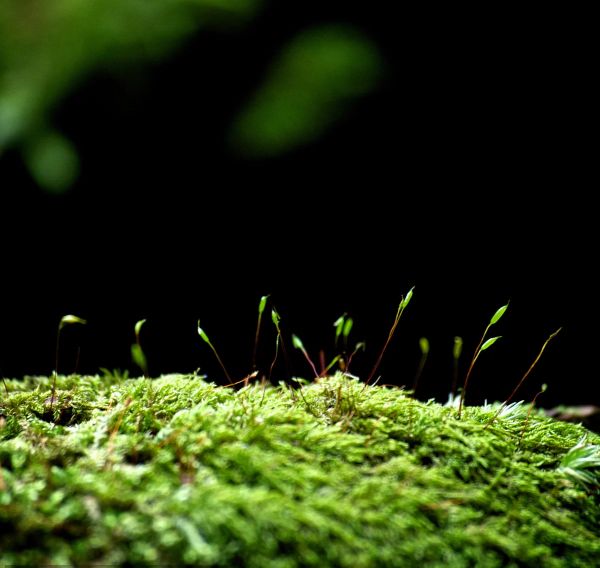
230,26 -> 382,157
0,1 -> 382,192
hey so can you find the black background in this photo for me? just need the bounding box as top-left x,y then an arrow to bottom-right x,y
1,3 -> 596,407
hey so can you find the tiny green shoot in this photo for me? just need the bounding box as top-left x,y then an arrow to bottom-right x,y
457,302 -> 508,418
131,318 -> 148,378
346,341 -> 366,372
412,337 -> 429,394
197,320 -> 231,383
334,314 -> 346,347
292,334 -> 319,379
51,314 -> 87,409
366,286 -> 414,386
451,336 -> 463,398
342,317 -> 353,348
253,295 -> 269,370
269,308 -> 282,381
322,355 -> 342,375
334,313 -> 355,370
135,318 -> 146,340
490,303 -> 509,325
59,314 -> 88,329
480,336 -> 502,351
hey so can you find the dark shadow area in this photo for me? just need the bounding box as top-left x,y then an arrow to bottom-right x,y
1,3 -> 595,407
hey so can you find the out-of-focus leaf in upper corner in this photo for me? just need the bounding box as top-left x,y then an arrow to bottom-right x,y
229,25 -> 384,158
0,0 -> 262,192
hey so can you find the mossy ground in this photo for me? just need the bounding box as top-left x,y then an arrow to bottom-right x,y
1,372 -> 599,566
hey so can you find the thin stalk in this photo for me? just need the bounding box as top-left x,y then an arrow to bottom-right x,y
252,295 -> 269,371
450,336 -> 463,398
51,315 -> 87,409
485,328 -> 561,429
197,321 -> 232,383
365,287 -> 414,387
292,334 -> 319,379
502,327 -> 561,409
269,308 -> 282,382
457,303 -> 508,418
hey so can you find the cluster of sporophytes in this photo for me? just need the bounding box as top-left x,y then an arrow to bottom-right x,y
1,294 -> 599,566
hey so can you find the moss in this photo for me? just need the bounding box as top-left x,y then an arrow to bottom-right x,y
1,372 -> 599,566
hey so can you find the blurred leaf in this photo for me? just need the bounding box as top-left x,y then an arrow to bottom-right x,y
334,314 -> 346,344
131,343 -> 147,374
419,337 -> 430,356
453,336 -> 463,360
342,318 -> 353,340
230,25 -> 383,157
0,0 -> 261,189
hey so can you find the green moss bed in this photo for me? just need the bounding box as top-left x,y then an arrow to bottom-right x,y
1,372 -> 599,566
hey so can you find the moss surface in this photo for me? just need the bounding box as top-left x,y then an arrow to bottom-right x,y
1,373 -> 599,566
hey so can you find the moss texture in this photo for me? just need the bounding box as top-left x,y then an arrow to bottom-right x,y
1,372 -> 599,566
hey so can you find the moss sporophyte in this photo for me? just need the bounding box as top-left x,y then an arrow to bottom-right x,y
0,298 -> 598,566
1,373 -> 599,566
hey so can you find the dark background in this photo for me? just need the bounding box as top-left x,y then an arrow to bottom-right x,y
1,3 -> 595,407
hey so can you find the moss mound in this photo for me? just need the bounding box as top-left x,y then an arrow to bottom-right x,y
1,373 -> 599,566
